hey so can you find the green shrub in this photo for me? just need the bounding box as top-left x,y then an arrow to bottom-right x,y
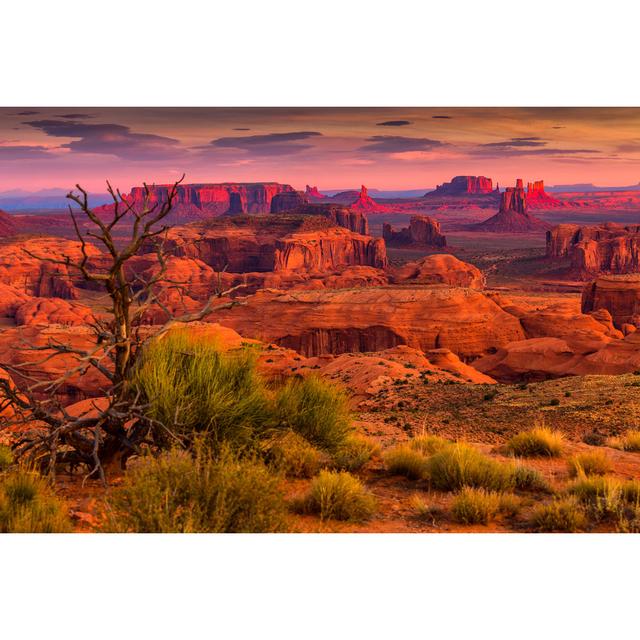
451,487 -> 501,525
512,464 -> 552,492
531,498 -> 587,532
103,447 -> 289,533
132,332 -> 273,448
409,493 -> 442,521
568,451 -> 612,478
263,430 -> 327,478
298,470 -> 376,522
621,479 -> 640,504
0,445 -> 13,471
498,493 -> 522,518
275,376 -> 352,453
331,434 -> 379,472
0,469 -> 71,533
568,475 -> 623,522
384,445 -> 429,480
505,427 -> 564,457
426,443 -> 515,491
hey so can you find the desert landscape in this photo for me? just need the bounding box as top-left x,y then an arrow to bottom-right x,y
2,108 -> 640,533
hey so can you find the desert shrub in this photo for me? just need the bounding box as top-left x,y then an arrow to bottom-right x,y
0,445 -> 13,472
621,479 -> 640,504
297,470 -> 376,522
512,464 -> 552,493
132,332 -> 274,449
426,443 -> 515,492
275,376 -> 352,453
505,427 -> 564,457
409,494 -> 442,521
613,430 -> 640,452
408,434 -> 450,456
103,447 -> 289,533
451,487 -> 501,525
531,498 -> 587,532
568,451 -> 612,478
263,430 -> 327,478
568,475 -> 623,522
331,434 -> 380,472
498,493 -> 521,518
0,469 -> 71,533
384,445 -> 429,480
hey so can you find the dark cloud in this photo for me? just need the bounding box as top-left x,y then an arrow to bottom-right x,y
616,139 -> 640,153
14,111 -> 40,116
232,127 -> 251,131
552,125 -> 566,129
480,137 -> 547,149
205,131 -> 322,156
432,115 -> 452,119
358,135 -> 443,154
376,120 -> 412,127
0,145 -> 53,160
56,113 -> 93,119
23,119 -> 183,160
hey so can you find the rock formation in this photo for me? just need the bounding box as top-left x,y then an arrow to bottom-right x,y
427,176 -> 494,196
389,254 -> 485,289
526,180 -> 562,208
305,185 -> 327,200
383,215 -> 446,247
269,191 -> 307,213
473,180 -> 551,233
547,223 -> 640,277
0,209 -> 16,236
271,203 -> 370,235
581,275 -> 640,329
212,286 -> 526,359
350,185 -> 387,212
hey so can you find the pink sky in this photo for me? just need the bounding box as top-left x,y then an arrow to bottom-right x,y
0,107 -> 639,192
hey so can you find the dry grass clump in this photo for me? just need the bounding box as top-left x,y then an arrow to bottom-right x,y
610,430 -> 640,452
331,434 -> 380,472
531,498 -> 587,532
568,451 -> 612,478
0,445 -> 13,472
426,443 -> 515,492
103,447 -> 289,533
408,434 -> 451,457
296,470 -> 376,522
505,427 -> 564,458
512,464 -> 552,493
384,445 -> 429,480
0,469 -> 71,533
409,494 -> 443,522
451,487 -> 501,524
263,430 -> 327,478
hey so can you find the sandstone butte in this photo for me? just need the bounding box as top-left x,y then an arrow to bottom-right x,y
383,215 -> 446,247
304,185 -> 327,200
546,222 -> 640,278
270,202 -> 370,235
349,185 -> 388,213
94,182 -> 297,219
525,180 -> 564,208
389,254 -> 485,289
426,175 -> 495,196
473,179 -> 551,233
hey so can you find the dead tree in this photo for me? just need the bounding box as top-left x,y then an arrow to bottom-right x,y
0,176 -> 245,481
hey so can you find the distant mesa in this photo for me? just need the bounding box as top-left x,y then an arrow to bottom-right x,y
350,185 -> 388,213
472,179 -> 550,233
383,215 -> 446,248
426,176 -> 495,197
305,185 -> 327,200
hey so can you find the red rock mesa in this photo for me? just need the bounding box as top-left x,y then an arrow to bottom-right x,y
526,180 -> 563,208
427,175 -> 494,196
383,215 -> 446,247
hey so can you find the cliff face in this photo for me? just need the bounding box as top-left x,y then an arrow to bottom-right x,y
546,223 -> 640,276
383,215 -> 446,247
427,176 -> 494,196
0,209 -> 15,237
274,228 -> 387,272
101,182 -> 296,219
581,275 -> 640,330
161,216 -> 385,273
270,191 -> 307,213
473,180 -> 550,233
274,203 -> 370,235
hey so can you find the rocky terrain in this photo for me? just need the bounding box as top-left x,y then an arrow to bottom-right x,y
383,215 -> 446,247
